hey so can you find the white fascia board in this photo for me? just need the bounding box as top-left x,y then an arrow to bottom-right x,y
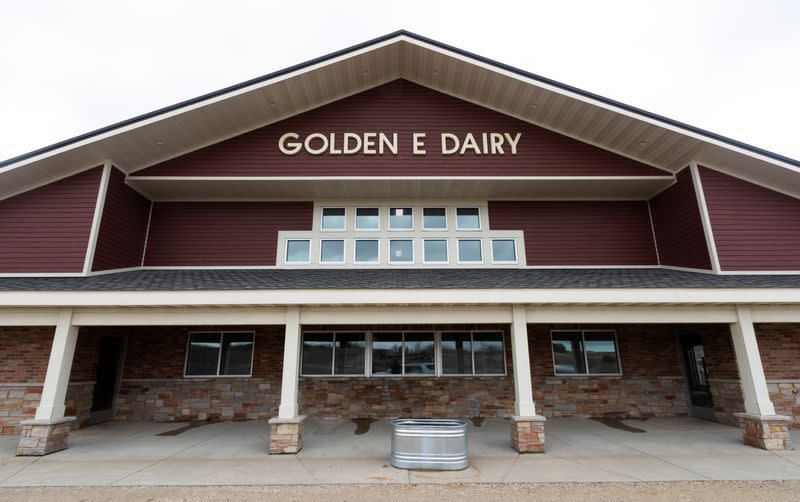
1,288 -> 800,307
400,36 -> 800,176
525,305 -> 738,323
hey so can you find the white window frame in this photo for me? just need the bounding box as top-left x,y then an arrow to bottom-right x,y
550,329 -> 622,377
388,207 -> 414,231
490,238 -> 518,264
422,207 -> 448,231
388,238 -> 414,264
355,207 -> 380,232
321,207 -> 347,232
184,331 -> 255,378
299,330 -> 508,378
457,238 -> 483,264
284,239 -> 311,265
455,207 -> 482,231
354,238 -> 380,264
320,239 -> 346,264
422,238 -> 449,264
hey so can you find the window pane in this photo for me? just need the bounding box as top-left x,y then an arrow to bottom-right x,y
456,207 -> 480,229
584,332 -> 620,374
356,208 -> 379,230
423,239 -> 448,263
301,333 -> 333,375
334,332 -> 366,375
389,207 -> 413,230
320,240 -> 344,263
422,208 -> 446,230
219,333 -> 254,376
372,332 -> 403,375
404,332 -> 435,374
492,239 -> 516,262
389,239 -> 413,262
441,332 -> 472,375
321,208 -> 345,230
185,333 -> 221,376
473,332 -> 505,374
458,239 -> 482,262
286,240 -> 310,263
551,332 -> 585,374
355,240 -> 379,263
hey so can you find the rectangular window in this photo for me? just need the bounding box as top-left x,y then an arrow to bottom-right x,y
320,239 -> 345,263
371,332 -> 435,375
389,207 -> 413,230
389,239 -> 413,263
441,331 -> 505,375
355,208 -> 379,231
457,239 -> 482,263
355,239 -> 379,263
551,331 -> 620,375
456,207 -> 480,230
300,332 -> 367,376
185,332 -> 254,377
423,239 -> 448,263
422,208 -> 447,230
321,207 -> 346,231
285,239 -> 311,264
491,239 -> 517,263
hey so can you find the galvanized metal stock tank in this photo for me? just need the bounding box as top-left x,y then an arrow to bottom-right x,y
390,419 -> 469,470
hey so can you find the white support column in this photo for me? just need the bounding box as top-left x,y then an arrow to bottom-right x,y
510,304 -> 536,417
730,305 -> 775,416
35,309 -> 79,420
278,306 -> 302,419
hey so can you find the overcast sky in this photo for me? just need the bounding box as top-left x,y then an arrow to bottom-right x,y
2,0 -> 798,162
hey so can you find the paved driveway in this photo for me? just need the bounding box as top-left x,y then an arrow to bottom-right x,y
0,417 -> 798,485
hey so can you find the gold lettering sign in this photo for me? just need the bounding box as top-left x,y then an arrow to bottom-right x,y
278,132 -> 521,156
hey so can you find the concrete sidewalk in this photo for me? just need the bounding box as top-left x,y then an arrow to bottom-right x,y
0,417 -> 798,486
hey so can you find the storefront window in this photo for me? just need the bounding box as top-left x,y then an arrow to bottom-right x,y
301,332 -> 367,375
551,331 -> 620,375
371,332 -> 403,375
185,332 -> 254,377
403,333 -> 435,374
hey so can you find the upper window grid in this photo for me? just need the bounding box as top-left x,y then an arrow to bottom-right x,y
491,238 -> 518,264
285,239 -> 311,264
320,239 -> 345,264
388,207 -> 414,231
321,207 -> 346,231
422,208 -> 447,231
355,207 -> 380,231
457,239 -> 483,263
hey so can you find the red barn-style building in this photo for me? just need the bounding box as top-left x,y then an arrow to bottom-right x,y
1,32 -> 799,456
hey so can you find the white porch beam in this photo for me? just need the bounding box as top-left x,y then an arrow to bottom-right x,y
525,305 -> 738,323
278,306 -> 302,419
749,305 -> 800,323
35,309 -> 79,420
0,308 -> 60,326
510,304 -> 536,417
730,305 -> 775,416
299,306 -> 512,325
71,306 -> 287,326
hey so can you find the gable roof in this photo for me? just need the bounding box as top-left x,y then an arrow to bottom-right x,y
1,30 -> 798,199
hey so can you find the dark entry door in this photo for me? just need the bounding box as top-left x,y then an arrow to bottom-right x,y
679,334 -> 716,421
89,335 -> 126,424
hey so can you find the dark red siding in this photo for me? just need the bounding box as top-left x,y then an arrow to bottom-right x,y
91,168 -> 151,271
649,168 -> 712,269
0,167 -> 102,273
488,201 -> 658,265
143,202 -> 313,266
137,80 -> 666,178
700,166 -> 800,271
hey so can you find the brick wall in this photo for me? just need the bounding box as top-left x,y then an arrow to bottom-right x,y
758,324 -> 800,427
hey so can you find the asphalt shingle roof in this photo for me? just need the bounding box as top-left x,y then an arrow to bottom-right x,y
0,268 -> 799,292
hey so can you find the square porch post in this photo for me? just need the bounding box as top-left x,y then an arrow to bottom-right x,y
730,305 -> 791,450
509,304 -> 546,453
17,308 -> 79,456
269,306 -> 305,454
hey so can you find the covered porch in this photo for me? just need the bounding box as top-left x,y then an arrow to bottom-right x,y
2,301 -> 797,458
2,417 -> 800,485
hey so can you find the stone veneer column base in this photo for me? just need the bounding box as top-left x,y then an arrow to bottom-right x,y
16,417 -> 77,456
510,415 -> 546,453
268,415 -> 305,454
736,413 -> 791,451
